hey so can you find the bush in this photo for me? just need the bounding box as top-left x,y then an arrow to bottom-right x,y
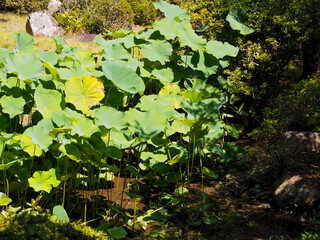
127,0 -> 157,26
0,0 -> 50,13
54,8 -> 87,33
56,0 -> 134,34
0,208 -> 109,240
292,72 -> 320,131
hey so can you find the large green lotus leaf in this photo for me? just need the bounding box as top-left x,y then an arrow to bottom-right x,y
0,95 -> 25,118
137,94 -> 177,118
168,118 -> 190,135
101,61 -> 145,94
181,98 -> 223,122
58,66 -> 90,80
141,40 -> 172,65
226,8 -> 255,35
154,0 -> 190,21
35,86 -> 62,118
65,75 -> 104,114
28,169 -> 61,193
0,192 -> 12,206
22,125 -> 53,154
158,84 -> 184,109
75,51 -> 96,70
177,21 -> 206,52
0,47 -> 13,63
53,109 -> 99,137
125,109 -> 168,142
5,53 -> 45,80
206,41 -> 239,59
12,31 -> 37,54
103,44 -> 131,61
39,50 -> 59,65
105,129 -> 134,149
71,114 -> 99,137
153,18 -> 181,40
152,68 -> 174,85
94,106 -> 126,130
181,52 -> 219,77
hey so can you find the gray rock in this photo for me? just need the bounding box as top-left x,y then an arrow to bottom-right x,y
47,0 -> 62,15
26,11 -> 64,37
274,175 -> 320,209
284,131 -> 320,153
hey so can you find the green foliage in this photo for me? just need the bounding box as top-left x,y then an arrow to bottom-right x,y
56,0 -> 134,34
0,208 -> 109,239
0,0 -> 50,13
0,1 -> 244,234
127,0 -> 158,26
291,72 -> 320,131
178,0 -> 320,129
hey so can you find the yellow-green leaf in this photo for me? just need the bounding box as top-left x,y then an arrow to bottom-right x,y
65,75 -> 104,114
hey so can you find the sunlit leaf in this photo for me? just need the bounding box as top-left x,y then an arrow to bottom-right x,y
0,192 -> 12,206
65,75 -> 104,114
94,106 -> 126,130
226,8 -> 255,35
75,51 -> 96,70
12,31 -> 37,54
178,21 -> 206,51
152,68 -> 174,85
154,0 -> 190,21
28,169 -> 61,193
53,205 -> 69,223
141,40 -> 172,65
101,61 -> 145,94
22,125 -> 53,156
206,41 -> 239,59
0,95 -> 25,118
58,66 -> 90,80
39,50 -> 59,65
5,53 -> 45,80
34,86 -> 62,118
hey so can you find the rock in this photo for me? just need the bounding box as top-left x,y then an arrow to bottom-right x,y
284,131 -> 320,153
273,175 -> 320,209
47,0 -> 62,15
26,11 -> 64,37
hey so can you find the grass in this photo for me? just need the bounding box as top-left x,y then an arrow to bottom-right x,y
0,12 -> 102,52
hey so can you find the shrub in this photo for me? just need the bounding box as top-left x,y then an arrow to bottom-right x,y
54,8 -> 87,33
127,0 -> 157,26
292,72 -> 320,131
56,0 -> 134,34
0,208 -> 109,240
0,0 -> 50,13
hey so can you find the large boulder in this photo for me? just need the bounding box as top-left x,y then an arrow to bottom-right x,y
273,175 -> 320,209
47,0 -> 62,15
284,131 -> 320,153
26,11 -> 64,37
